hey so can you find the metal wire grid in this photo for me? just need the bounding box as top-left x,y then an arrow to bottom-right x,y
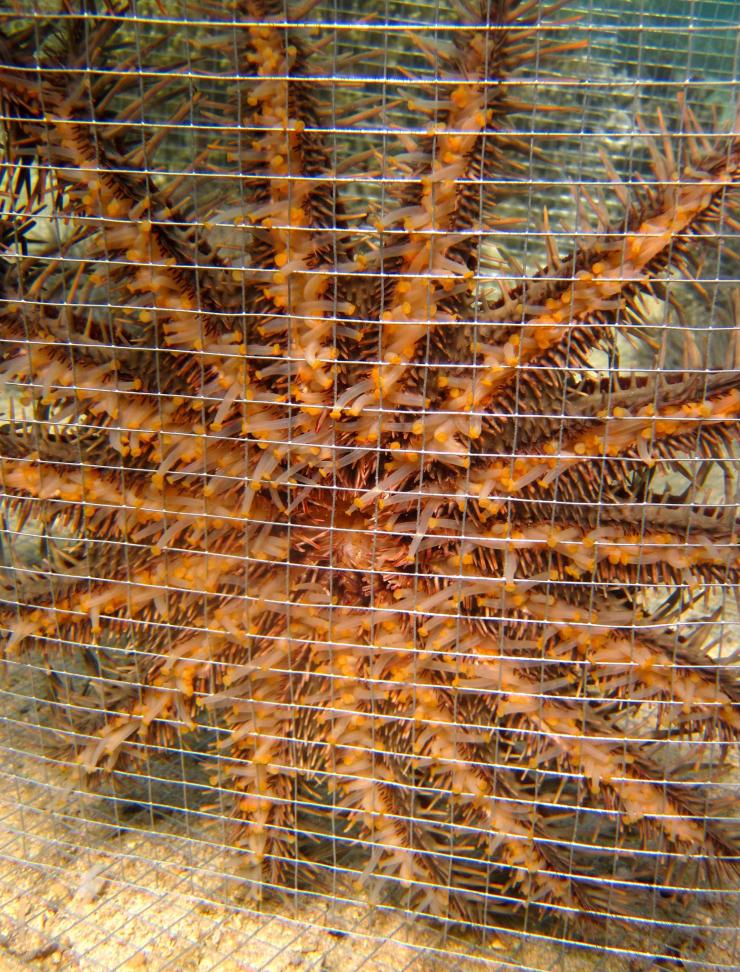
0,0 -> 738,969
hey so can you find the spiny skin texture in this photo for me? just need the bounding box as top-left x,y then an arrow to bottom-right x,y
0,0 -> 739,937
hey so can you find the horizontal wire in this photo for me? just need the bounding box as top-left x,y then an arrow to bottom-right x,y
6,10 -> 739,33
3,722 -> 736,843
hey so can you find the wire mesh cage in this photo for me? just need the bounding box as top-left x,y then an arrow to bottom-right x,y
0,0 -> 738,969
